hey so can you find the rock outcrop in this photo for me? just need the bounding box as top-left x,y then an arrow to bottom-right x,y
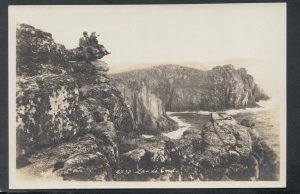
16,74 -> 80,155
117,113 -> 279,181
16,24 -> 69,76
16,24 -> 136,180
18,134 -> 115,181
67,47 -> 106,62
69,60 -> 137,138
17,24 -> 79,157
111,65 -> 269,112
112,81 -> 177,134
178,112 -> 278,181
115,136 -> 182,181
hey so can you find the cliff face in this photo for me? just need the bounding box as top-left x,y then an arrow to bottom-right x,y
17,24 -> 80,156
69,61 -> 136,138
16,24 -> 136,180
111,65 -> 269,112
111,80 -> 177,134
16,74 -> 80,152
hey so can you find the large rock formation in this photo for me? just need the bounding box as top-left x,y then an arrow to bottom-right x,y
69,60 -> 137,138
16,24 -> 69,76
175,112 -> 279,181
112,81 -> 177,134
16,74 -> 80,155
16,24 -> 136,180
111,65 -> 269,112
18,134 -> 116,181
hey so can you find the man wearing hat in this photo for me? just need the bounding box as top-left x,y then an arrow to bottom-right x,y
79,31 -> 90,60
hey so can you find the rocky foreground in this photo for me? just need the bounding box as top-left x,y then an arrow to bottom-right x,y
16,24 -> 278,181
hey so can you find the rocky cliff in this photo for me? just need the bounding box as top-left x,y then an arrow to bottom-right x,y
111,65 -> 269,112
111,81 -> 177,135
15,24 -> 277,182
16,24 -> 139,180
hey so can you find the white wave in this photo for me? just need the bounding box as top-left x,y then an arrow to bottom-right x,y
163,115 -> 192,139
167,111 -> 197,114
225,98 -> 278,115
141,134 -> 154,138
196,110 -> 211,115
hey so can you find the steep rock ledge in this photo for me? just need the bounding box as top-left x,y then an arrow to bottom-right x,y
69,60 -> 137,138
16,24 -> 136,180
111,65 -> 269,112
111,80 -> 178,134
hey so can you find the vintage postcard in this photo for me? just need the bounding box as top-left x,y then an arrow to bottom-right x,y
9,3 -> 286,189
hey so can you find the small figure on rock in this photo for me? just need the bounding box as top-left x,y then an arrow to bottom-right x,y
69,31 -> 110,61
89,32 -> 111,55
79,31 -> 90,60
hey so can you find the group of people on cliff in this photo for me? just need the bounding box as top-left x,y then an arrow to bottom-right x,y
79,31 -> 110,60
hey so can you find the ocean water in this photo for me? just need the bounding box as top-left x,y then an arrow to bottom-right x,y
165,98 -> 281,154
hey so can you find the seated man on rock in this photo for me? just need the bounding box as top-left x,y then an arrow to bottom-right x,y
89,32 -> 111,55
79,31 -> 91,60
69,31 -> 108,62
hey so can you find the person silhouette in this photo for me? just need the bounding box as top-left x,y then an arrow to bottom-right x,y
79,31 -> 90,60
89,32 -> 111,55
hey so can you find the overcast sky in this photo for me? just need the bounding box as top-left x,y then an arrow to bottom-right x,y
9,3 -> 286,97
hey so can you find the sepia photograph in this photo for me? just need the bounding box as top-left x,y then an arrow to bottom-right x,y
8,3 -> 286,189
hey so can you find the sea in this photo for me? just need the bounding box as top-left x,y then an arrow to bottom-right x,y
158,98 -> 281,154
